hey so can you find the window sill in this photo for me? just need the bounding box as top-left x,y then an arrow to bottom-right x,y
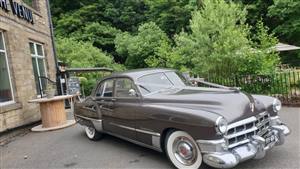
0,102 -> 22,114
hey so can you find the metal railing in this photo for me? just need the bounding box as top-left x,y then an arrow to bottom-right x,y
199,71 -> 300,105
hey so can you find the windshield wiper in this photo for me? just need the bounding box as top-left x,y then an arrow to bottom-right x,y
138,84 -> 151,93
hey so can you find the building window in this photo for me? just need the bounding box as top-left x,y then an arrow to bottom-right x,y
0,32 -> 14,105
30,42 -> 47,96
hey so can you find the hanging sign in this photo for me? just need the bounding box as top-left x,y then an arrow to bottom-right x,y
0,0 -> 34,24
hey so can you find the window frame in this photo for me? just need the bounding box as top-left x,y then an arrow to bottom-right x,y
95,81 -> 105,98
114,78 -> 140,98
0,31 -> 15,106
30,41 -> 48,96
96,78 -> 115,98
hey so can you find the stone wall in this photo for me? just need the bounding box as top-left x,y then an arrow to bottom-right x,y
0,0 -> 56,132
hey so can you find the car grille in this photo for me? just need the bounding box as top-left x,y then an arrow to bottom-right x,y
225,112 -> 271,149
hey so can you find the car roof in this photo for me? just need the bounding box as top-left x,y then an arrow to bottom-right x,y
109,68 -> 175,80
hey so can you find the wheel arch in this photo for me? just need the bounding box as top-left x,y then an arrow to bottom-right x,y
160,127 -> 179,152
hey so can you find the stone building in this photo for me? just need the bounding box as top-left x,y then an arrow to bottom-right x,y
0,0 -> 56,132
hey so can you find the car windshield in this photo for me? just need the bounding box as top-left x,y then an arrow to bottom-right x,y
137,71 -> 191,95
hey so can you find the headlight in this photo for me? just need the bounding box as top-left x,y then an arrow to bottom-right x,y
273,99 -> 282,112
215,117 -> 228,135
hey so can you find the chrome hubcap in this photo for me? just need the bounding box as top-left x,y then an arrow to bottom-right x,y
85,127 -> 95,138
173,136 -> 197,166
178,142 -> 193,159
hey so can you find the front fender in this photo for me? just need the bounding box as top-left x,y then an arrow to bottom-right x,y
253,95 -> 278,116
138,103 -> 222,140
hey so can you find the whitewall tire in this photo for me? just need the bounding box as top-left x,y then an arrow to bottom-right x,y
85,126 -> 103,141
165,130 -> 202,169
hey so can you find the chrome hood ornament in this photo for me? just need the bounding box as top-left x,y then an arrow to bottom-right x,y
250,102 -> 255,112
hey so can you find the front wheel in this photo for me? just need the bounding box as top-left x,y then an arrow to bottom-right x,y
165,130 -> 202,169
85,126 -> 103,141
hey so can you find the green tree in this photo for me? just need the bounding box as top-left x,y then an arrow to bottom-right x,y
54,0 -> 147,34
268,0 -> 300,44
50,0 -> 98,24
268,0 -> 300,67
115,22 -> 172,69
145,0 -> 197,37
56,37 -> 124,94
233,0 -> 300,67
70,22 -> 123,62
232,0 -> 273,28
56,37 -> 116,68
174,0 -> 279,76
53,0 -> 148,64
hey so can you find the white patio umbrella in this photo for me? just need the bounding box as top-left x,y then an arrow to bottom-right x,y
275,43 -> 300,52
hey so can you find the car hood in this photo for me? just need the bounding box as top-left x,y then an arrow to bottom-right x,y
143,87 -> 266,123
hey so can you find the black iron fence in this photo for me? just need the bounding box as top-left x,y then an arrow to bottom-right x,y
200,71 -> 300,105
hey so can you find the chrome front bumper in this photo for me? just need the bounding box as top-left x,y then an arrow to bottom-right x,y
197,124 -> 290,168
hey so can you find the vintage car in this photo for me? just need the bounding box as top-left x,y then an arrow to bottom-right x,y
74,68 -> 290,169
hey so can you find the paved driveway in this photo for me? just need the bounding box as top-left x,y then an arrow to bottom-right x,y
1,107 -> 299,169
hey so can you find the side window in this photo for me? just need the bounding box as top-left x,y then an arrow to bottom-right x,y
102,79 -> 114,97
95,82 -> 104,97
115,78 -> 137,98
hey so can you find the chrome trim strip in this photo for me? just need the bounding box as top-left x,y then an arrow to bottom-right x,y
228,139 -> 250,149
109,122 -> 161,137
75,114 -> 100,122
196,139 -> 227,153
75,114 -> 103,131
110,122 -> 135,131
227,116 -> 257,129
270,116 -> 279,121
257,128 -> 269,136
197,139 -> 226,145
152,135 -> 161,150
225,127 -> 257,139
136,128 -> 161,137
256,120 -> 270,128
105,131 -> 162,152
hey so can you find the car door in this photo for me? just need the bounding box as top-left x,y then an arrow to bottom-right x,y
100,78 -> 139,140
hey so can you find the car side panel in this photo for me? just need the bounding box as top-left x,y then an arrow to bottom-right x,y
134,102 -> 221,147
100,97 -> 139,140
74,97 -> 100,119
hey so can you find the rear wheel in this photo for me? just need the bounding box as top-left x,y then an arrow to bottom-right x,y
85,126 -> 103,141
165,130 -> 202,169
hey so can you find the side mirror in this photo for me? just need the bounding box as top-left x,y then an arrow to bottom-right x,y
128,89 -> 137,97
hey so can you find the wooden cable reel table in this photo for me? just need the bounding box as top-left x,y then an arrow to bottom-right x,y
28,95 -> 76,132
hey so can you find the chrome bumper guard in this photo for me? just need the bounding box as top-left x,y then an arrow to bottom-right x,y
197,124 -> 290,168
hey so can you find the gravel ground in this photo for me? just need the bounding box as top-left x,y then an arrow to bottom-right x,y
0,107 -> 299,169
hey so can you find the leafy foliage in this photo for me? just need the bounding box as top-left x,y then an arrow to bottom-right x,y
51,0 -> 283,77
115,22 -> 172,69
145,0 -> 196,36
53,0 -> 147,33
173,0 -> 279,76
56,37 -> 124,94
56,37 -> 114,68
268,0 -> 300,44
233,0 -> 300,67
53,0 -> 149,63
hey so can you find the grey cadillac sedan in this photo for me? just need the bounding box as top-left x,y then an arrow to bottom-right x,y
74,68 -> 290,169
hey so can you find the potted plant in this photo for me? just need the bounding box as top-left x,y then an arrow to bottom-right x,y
45,84 -> 56,98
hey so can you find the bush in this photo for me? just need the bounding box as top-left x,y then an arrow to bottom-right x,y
174,0 -> 280,77
56,37 -> 124,95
